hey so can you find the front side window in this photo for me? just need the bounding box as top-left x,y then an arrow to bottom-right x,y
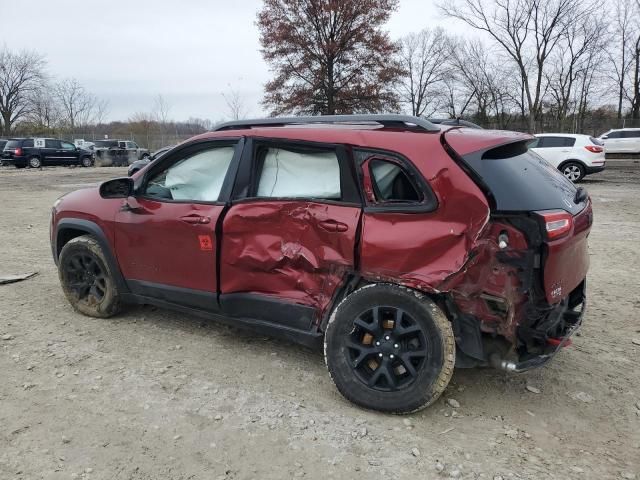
607,131 -> 622,139
255,146 -> 341,199
61,141 -> 75,150
144,145 -> 235,202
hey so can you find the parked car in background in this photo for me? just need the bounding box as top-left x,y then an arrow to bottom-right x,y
529,134 -> 605,182
51,114 -> 591,413
599,128 -> 640,154
0,139 -> 8,166
1,138 -> 94,168
428,118 -> 483,129
93,139 -> 150,166
127,145 -> 174,176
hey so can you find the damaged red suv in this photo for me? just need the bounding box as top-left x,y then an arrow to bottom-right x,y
50,115 -> 591,413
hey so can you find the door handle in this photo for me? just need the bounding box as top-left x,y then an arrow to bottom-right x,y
180,214 -> 210,225
318,219 -> 348,233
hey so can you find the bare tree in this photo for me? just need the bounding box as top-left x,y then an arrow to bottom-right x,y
26,85 -> 61,129
0,47 -> 46,135
607,0 -> 636,122
54,78 -> 102,132
152,94 -> 170,124
546,13 -> 607,131
221,86 -> 248,120
441,0 -> 586,132
396,28 -> 450,116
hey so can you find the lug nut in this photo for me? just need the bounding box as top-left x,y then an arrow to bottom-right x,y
394,343 -> 399,348
390,354 -> 395,359
375,341 -> 380,346
378,353 -> 383,358
385,336 -> 390,340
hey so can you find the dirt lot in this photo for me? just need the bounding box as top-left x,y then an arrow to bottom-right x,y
0,164 -> 638,480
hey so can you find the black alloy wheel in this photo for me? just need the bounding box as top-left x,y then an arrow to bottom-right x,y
347,306 -> 428,392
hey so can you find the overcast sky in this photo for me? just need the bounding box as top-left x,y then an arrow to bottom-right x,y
1,0 -> 465,122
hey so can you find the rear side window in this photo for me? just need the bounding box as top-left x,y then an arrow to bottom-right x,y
462,142 -> 583,215
622,130 -> 640,138
5,140 -> 20,149
45,139 -> 61,148
536,136 -> 575,148
369,159 -> 421,202
22,139 -> 34,148
255,147 -> 341,199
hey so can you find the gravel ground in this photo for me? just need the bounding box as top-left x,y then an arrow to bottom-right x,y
0,164 -> 639,480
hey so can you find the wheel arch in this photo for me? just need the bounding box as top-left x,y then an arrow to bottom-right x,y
54,218 -> 128,293
557,159 -> 587,171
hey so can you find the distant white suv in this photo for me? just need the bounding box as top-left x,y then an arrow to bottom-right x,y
529,133 -> 605,182
599,128 -> 640,154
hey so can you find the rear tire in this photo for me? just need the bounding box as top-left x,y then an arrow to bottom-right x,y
28,156 -> 42,168
560,161 -> 585,182
324,283 -> 455,413
58,235 -> 121,318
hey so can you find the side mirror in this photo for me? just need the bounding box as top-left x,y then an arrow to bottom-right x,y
601,135 -> 608,140
99,177 -> 134,198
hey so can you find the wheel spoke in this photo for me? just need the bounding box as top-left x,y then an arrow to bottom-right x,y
399,353 -> 418,378
353,316 -> 379,335
68,281 -> 90,299
346,341 -> 376,368
395,323 -> 421,338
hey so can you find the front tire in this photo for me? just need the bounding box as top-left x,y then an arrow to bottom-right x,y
28,156 -> 42,168
58,235 -> 121,318
324,284 -> 455,414
560,161 -> 585,182
81,156 -> 93,167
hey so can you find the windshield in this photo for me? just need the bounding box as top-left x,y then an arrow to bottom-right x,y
462,142 -> 584,215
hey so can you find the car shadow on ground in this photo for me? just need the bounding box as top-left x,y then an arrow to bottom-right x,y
114,303 -> 551,411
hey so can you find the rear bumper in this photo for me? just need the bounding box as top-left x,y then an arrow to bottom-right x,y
1,156 -> 27,166
585,164 -> 605,174
507,282 -> 586,372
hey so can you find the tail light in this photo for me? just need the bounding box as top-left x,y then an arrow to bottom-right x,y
537,210 -> 573,240
15,147 -> 22,156
584,145 -> 603,153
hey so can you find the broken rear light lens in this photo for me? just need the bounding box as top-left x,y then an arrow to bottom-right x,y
584,145 -> 603,153
537,210 -> 573,240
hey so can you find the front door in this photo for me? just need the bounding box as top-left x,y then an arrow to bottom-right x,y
113,139 -> 242,309
59,140 -> 79,164
43,139 -> 62,163
219,139 -> 361,329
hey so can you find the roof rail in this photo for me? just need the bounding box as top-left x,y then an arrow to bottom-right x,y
212,114 -> 440,132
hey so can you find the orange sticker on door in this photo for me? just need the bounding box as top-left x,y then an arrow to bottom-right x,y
198,235 -> 213,251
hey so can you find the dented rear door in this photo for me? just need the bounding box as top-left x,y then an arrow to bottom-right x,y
219,139 -> 361,328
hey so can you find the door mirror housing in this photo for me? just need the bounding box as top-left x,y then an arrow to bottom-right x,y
601,135 -> 608,140
99,177 -> 134,198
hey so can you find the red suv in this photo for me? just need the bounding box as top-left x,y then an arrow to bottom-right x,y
50,115 -> 591,413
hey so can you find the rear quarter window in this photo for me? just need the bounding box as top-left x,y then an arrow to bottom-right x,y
462,142 -> 583,215
5,140 -> 20,149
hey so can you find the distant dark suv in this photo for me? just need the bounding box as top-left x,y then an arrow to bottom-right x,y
50,115 -> 591,413
2,138 -> 94,168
